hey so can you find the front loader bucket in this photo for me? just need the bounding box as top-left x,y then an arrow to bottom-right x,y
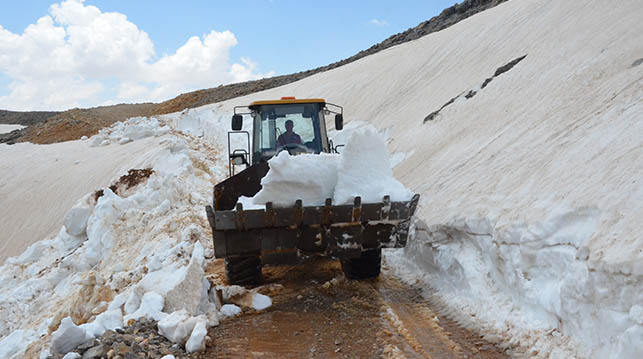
205,194 -> 420,261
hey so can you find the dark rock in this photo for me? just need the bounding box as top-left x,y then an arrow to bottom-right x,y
82,344 -> 107,359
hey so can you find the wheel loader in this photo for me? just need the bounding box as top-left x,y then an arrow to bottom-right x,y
205,97 -> 419,285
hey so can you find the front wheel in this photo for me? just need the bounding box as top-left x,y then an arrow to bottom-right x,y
225,256 -> 262,286
340,249 -> 382,279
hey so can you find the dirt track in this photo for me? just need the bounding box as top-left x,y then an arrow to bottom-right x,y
200,257 -> 508,359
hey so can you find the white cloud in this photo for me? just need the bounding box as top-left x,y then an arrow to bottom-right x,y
369,19 -> 389,27
0,0 -> 271,111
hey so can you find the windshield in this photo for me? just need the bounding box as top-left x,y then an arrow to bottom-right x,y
252,103 -> 323,162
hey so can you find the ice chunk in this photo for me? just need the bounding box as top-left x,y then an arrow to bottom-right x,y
124,292 -> 166,322
251,293 -> 272,310
124,288 -> 142,315
80,309 -> 123,338
333,126 -> 413,204
163,244 -> 205,315
94,309 -> 123,335
185,316 -> 208,353
158,310 -> 198,344
64,206 -> 92,236
107,292 -> 128,311
220,304 -> 241,317
51,317 -> 89,355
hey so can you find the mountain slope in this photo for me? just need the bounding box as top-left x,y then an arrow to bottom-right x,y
0,0 -> 507,145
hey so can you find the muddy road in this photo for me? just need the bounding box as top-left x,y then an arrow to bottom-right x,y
197,257 -> 508,359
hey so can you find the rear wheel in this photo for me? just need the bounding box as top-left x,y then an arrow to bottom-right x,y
340,249 -> 382,279
225,256 -> 262,286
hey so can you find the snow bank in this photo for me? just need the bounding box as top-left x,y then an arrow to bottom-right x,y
388,207 -> 642,358
0,136 -> 169,265
0,116 -> 268,356
249,125 -> 412,207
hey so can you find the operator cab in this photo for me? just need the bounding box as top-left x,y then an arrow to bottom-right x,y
227,97 -> 343,175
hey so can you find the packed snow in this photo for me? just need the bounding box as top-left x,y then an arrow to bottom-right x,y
0,124 -> 25,134
249,125 -> 412,207
1,0 -> 642,357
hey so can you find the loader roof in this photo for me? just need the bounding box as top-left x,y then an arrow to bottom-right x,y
249,97 -> 326,107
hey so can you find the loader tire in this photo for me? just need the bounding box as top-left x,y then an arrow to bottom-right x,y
341,248 -> 382,279
225,256 -> 262,286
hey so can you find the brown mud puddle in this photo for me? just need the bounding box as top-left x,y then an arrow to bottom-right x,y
198,257 -> 508,359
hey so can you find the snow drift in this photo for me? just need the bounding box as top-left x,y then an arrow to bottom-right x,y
0,118 -> 270,357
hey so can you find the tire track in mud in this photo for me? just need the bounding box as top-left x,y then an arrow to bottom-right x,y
198,257 -> 508,359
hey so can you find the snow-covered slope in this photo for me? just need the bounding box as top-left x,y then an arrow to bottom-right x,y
0,0 -> 641,357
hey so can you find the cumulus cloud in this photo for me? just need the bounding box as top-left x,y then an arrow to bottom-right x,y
0,0 -> 272,110
369,19 -> 389,27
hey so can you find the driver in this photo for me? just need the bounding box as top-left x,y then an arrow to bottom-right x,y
276,119 -> 302,147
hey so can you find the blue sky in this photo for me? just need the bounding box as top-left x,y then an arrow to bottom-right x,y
0,0 -> 456,110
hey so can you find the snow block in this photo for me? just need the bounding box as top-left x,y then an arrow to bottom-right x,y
163,246 -> 205,315
220,304 -> 241,317
80,309 -> 123,338
51,317 -> 89,355
157,310 -> 198,345
124,286 -> 144,315
124,291 -> 166,322
185,316 -> 208,353
251,293 -> 272,311
64,206 -> 92,236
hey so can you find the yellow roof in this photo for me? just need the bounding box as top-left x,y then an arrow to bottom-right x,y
249,98 -> 326,107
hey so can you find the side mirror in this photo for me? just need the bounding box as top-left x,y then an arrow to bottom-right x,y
231,114 -> 243,131
335,114 -> 343,130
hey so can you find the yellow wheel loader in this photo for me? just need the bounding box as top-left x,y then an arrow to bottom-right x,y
205,97 -> 419,285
